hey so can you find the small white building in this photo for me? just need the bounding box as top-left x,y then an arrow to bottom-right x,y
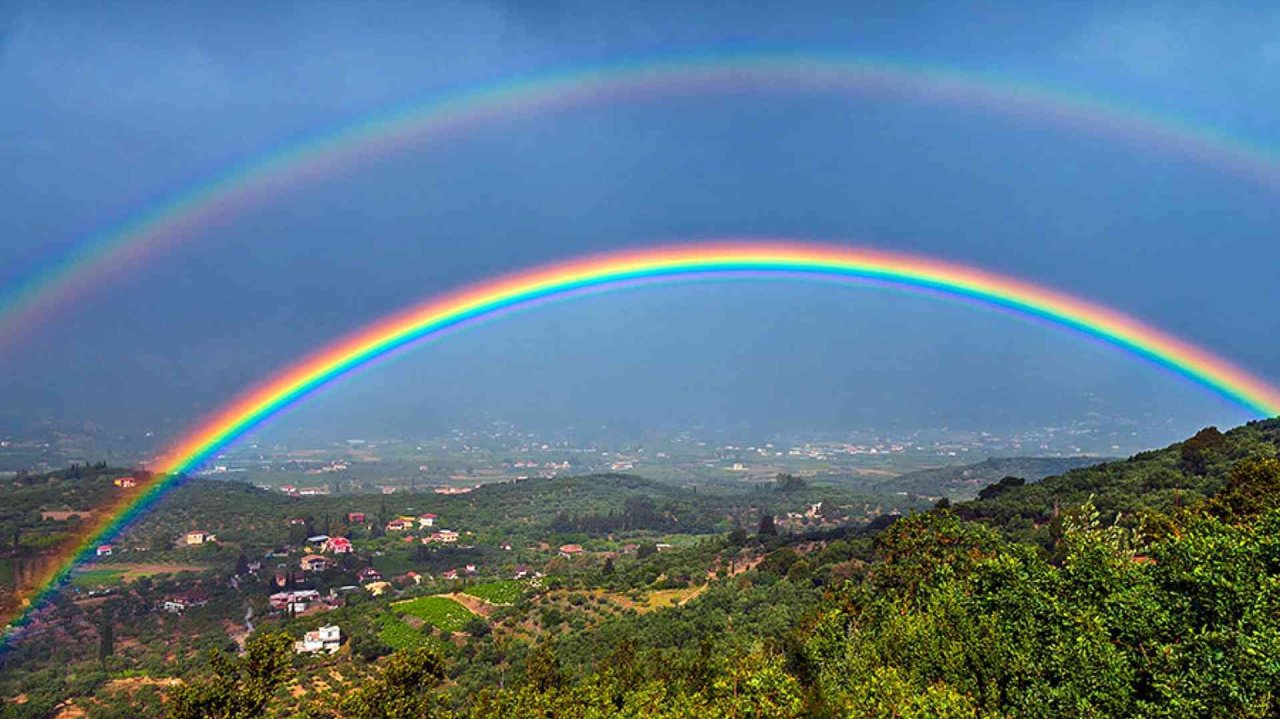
96,545 -> 113,557
294,625 -> 342,654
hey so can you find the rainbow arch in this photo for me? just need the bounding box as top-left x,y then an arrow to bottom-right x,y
5,240 -> 1279,639
4,52 -> 1280,347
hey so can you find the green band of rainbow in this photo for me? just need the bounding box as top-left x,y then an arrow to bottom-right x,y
3,52 -> 1280,347
5,241 -> 1278,641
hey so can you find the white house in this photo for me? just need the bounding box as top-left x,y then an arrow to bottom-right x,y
96,545 -> 113,557
294,625 -> 342,654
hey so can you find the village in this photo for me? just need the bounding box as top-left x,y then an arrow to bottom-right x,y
80,503 -> 718,658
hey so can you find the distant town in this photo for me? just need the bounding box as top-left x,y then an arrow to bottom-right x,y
0,414 -> 1170,490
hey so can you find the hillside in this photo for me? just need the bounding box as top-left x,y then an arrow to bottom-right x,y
876,455 -> 1108,499
956,418 -> 1280,538
3,420 -> 1279,718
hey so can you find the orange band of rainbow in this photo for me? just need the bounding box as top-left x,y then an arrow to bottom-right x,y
6,241 -> 1277,640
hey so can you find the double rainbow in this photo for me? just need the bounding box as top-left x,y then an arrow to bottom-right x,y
5,240 -> 1279,640
4,53 -> 1280,347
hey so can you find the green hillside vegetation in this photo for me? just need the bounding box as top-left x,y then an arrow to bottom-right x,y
0,463 -> 144,556
4,420 -> 1279,718
379,615 -> 443,651
394,596 -> 475,632
955,421 -> 1280,540
878,455 -> 1109,499
463,581 -> 524,605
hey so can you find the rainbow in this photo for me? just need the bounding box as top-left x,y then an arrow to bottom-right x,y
5,240 -> 1279,640
4,52 -> 1280,347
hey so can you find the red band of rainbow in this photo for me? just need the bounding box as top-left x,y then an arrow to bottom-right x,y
5,240 -> 1277,641
4,53 -> 1280,349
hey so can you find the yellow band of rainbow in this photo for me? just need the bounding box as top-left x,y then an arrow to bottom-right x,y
5,240 -> 1277,640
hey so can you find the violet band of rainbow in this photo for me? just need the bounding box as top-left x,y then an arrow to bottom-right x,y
6,241 -> 1279,643
4,53 -> 1280,348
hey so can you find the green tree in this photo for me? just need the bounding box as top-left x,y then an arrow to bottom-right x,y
523,642 -> 564,693
775,474 -> 808,493
758,514 -> 777,537
341,646 -> 446,719
1207,456 -> 1280,521
1180,426 -> 1228,475
166,632 -> 293,719
98,613 -> 114,664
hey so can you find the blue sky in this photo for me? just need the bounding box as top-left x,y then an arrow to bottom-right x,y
2,0 -> 1279,444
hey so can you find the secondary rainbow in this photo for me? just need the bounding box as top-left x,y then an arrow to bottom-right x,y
5,240 -> 1279,641
5,52 -> 1280,348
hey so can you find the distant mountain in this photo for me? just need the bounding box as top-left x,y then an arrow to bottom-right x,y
876,456 -> 1109,499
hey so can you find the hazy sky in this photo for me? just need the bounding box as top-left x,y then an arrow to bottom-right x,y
2,0 -> 1279,445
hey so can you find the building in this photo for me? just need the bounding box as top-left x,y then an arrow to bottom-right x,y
363,581 -> 392,596
270,589 -> 320,610
513,565 -> 533,579
347,512 -> 366,524
464,564 -> 477,575
424,529 -> 458,544
417,513 -> 437,528
112,476 -> 136,488
300,554 -> 331,572
184,530 -> 214,545
559,544 -> 584,558
162,590 -> 209,614
294,625 -> 342,654
356,567 -> 382,584
385,519 -> 408,532
442,569 -> 459,580
323,537 -> 353,554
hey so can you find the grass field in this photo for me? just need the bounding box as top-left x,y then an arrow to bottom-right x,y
393,595 -> 474,632
71,568 -> 127,588
71,563 -> 208,588
379,616 -> 433,650
462,580 -> 523,605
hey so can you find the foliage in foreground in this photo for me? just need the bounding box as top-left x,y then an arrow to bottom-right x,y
164,450 -> 1280,719
166,632 -> 293,719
